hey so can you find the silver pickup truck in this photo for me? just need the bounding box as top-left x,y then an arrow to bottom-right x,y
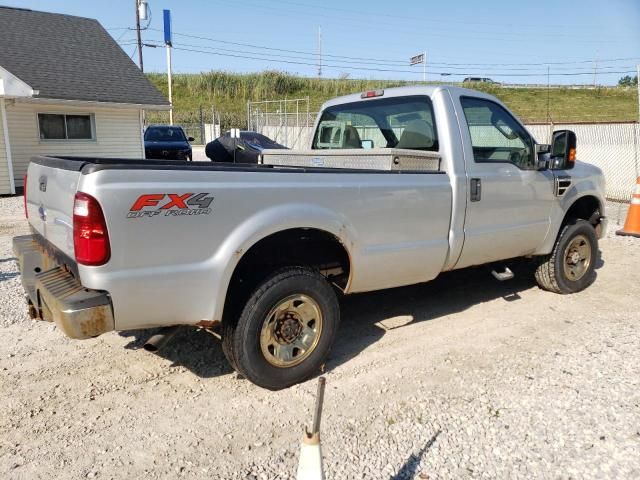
14,86 -> 607,389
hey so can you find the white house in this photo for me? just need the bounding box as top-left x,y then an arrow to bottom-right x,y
0,6 -> 170,194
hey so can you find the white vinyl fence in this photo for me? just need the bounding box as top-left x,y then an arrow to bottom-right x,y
259,122 -> 640,203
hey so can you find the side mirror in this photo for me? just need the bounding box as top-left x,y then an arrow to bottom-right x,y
550,130 -> 577,170
188,136 -> 195,142
360,139 -> 374,149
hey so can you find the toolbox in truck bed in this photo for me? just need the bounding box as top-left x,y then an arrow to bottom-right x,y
259,148 -> 441,172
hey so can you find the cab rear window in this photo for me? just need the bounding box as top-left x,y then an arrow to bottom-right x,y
312,96 -> 438,152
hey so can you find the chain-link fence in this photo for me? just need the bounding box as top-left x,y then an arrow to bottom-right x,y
247,98 -> 313,149
145,103 -> 639,203
256,118 -> 639,203
144,108 -> 246,145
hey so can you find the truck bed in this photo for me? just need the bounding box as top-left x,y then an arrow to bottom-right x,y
32,155 -> 443,175
25,154 -> 452,330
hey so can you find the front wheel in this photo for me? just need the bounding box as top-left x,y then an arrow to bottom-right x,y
535,219 -> 598,294
222,267 -> 340,390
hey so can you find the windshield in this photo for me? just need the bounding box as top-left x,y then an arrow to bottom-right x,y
312,95 -> 438,151
144,126 -> 186,142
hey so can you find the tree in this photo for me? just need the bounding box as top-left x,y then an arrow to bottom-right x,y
618,75 -> 638,87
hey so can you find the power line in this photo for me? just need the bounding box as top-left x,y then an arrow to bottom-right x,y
114,28 -> 131,43
159,41 -> 635,73
145,28 -> 405,65
156,43 -> 636,78
421,57 -> 640,67
123,38 -> 636,81
145,29 -> 639,69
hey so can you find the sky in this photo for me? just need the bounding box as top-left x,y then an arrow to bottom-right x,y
2,0 -> 640,85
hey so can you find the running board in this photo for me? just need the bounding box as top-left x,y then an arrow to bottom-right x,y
490,265 -> 514,281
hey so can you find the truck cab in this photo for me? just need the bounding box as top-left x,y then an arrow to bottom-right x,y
304,85 -> 606,271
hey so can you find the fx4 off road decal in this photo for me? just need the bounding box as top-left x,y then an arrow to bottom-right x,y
127,193 -> 214,218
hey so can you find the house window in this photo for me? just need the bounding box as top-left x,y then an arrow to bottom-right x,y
38,113 -> 94,140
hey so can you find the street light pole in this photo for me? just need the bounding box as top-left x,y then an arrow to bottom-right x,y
163,9 -> 173,125
166,44 -> 173,125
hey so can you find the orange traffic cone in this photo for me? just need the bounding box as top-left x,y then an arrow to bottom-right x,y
616,177 -> 640,238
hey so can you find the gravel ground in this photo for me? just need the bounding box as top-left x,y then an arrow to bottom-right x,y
0,196 -> 638,479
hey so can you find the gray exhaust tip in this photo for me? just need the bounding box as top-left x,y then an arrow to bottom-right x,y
143,326 -> 179,353
143,343 -> 160,352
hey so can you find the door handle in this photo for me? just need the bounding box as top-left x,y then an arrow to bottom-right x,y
470,178 -> 482,202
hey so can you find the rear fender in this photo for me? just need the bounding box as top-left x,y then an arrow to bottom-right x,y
210,203 -> 357,321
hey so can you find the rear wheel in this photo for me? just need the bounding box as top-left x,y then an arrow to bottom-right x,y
535,219 -> 598,294
222,267 -> 339,390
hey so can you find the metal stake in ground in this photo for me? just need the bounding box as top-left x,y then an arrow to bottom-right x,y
297,376 -> 326,480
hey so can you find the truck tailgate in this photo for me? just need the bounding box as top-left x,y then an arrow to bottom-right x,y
25,159 -> 81,259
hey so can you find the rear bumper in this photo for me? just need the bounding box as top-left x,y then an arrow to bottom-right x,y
12,234 -> 115,339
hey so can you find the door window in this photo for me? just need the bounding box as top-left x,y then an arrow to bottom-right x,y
461,97 -> 535,170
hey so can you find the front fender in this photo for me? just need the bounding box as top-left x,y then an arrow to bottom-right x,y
536,173 -> 605,255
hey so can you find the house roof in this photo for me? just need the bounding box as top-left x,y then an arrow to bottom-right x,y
0,6 -> 169,107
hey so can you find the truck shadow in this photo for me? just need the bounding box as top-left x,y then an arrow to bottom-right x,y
119,327 -> 234,377
118,255 -> 602,381
327,260 -> 540,372
327,253 -> 601,373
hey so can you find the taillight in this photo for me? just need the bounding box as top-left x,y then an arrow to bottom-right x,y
23,174 -> 28,218
73,192 -> 110,266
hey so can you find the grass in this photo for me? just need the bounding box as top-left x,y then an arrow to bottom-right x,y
145,70 -> 639,126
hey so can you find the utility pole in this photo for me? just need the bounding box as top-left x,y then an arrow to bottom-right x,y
317,26 -> 322,78
135,0 -> 144,71
546,65 -> 551,121
592,53 -> 598,87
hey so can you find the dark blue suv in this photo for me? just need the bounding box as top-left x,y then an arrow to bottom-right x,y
144,125 -> 194,161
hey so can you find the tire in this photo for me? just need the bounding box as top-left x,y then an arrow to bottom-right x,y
222,267 -> 340,390
221,315 -> 240,373
535,219 -> 598,294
